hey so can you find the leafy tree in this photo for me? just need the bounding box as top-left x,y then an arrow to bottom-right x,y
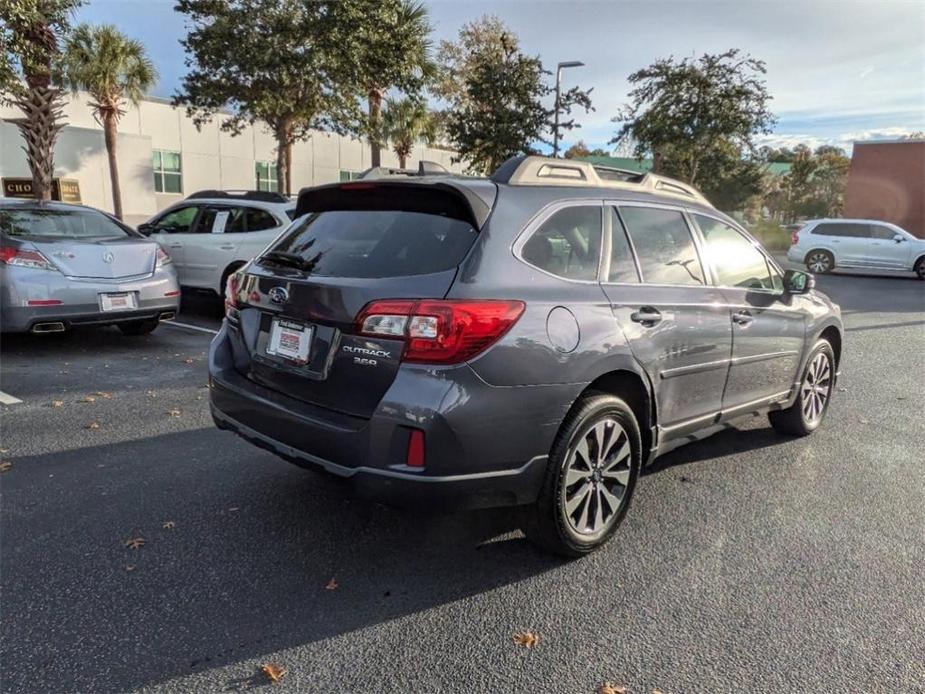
0,0 -> 82,200
611,49 -> 775,210
380,97 -> 434,168
760,145 -> 797,162
563,141 -> 590,159
337,0 -> 434,168
437,16 -> 592,175
61,24 -> 157,219
175,0 -> 360,195
763,144 -> 849,222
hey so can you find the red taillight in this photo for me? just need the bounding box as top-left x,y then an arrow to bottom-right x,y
0,247 -> 55,271
406,428 -> 425,468
155,247 -> 171,268
355,299 -> 525,364
224,272 -> 241,316
27,299 -> 62,306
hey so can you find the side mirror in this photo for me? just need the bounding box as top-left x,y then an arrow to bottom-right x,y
137,222 -> 153,235
893,234 -> 905,243
784,269 -> 814,294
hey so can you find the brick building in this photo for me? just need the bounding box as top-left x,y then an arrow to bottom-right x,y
843,139 -> 925,238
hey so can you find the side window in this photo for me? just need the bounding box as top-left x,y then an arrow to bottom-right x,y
767,259 -> 785,292
192,207 -> 230,234
607,208 -> 640,283
619,206 -> 705,285
695,214 -> 775,290
521,205 -> 601,281
245,208 -> 279,232
225,207 -> 246,233
868,225 -> 896,240
153,206 -> 198,233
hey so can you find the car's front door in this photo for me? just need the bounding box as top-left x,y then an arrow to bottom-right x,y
150,205 -> 200,270
601,205 -> 732,435
693,214 -> 804,412
866,223 -> 912,269
181,205 -> 245,289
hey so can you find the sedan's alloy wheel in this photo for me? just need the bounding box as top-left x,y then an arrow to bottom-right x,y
561,417 -> 631,537
801,352 -> 832,423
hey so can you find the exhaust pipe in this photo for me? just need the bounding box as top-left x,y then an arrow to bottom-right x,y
159,311 -> 176,322
32,322 -> 66,333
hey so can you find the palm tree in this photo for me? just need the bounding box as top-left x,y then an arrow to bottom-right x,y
381,97 -> 435,169
61,24 -> 156,219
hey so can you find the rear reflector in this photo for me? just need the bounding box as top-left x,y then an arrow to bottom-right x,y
27,299 -> 62,306
406,429 -> 425,468
356,299 -> 525,364
164,290 -> 180,297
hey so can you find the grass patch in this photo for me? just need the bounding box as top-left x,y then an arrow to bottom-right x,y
748,219 -> 791,251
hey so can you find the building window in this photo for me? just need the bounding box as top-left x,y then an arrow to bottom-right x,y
255,161 -> 279,192
153,150 -> 182,194
339,170 -> 361,182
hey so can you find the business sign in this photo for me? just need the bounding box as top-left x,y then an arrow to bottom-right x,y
2,178 -> 82,203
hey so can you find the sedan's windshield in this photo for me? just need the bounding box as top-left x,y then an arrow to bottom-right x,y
0,208 -> 130,240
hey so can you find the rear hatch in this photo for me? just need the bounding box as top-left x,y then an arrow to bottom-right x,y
227,181 -> 492,418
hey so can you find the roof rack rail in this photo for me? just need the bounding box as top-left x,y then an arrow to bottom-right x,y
358,160 -> 450,180
186,190 -> 290,203
490,155 -> 711,206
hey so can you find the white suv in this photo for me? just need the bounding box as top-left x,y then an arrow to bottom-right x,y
788,219 -> 925,279
139,191 -> 296,296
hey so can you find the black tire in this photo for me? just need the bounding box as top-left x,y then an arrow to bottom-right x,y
805,249 -> 834,274
768,339 -> 835,436
118,319 -> 159,336
524,393 -> 642,558
914,256 -> 925,280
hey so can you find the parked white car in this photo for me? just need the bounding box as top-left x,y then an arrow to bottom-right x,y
139,191 -> 296,296
788,219 -> 925,279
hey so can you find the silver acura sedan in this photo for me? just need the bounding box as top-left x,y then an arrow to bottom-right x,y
0,200 -> 180,335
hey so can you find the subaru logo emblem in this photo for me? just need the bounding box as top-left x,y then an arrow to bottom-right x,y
268,286 -> 289,304
102,252 -> 114,264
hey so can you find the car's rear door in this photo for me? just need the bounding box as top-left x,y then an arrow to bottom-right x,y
180,205 -> 243,289
225,183 -> 483,419
600,204 -> 732,434
692,213 -> 804,412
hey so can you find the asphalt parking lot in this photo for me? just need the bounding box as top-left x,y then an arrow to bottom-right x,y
1,269 -> 923,694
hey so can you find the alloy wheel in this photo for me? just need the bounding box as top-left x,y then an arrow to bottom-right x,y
801,352 -> 832,423
561,417 -> 631,537
807,252 -> 831,273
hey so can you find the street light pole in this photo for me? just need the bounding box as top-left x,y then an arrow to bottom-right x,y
553,60 -> 584,158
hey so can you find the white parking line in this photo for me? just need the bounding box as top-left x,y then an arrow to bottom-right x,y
163,321 -> 219,336
0,391 -> 23,405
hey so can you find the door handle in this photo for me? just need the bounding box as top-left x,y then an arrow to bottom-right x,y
167,243 -> 182,249
219,244 -> 235,250
630,307 -> 662,325
732,310 -> 754,326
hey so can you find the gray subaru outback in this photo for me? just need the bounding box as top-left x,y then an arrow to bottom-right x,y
208,155 -> 843,556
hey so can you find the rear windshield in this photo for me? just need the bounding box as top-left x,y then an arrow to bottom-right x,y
262,210 -> 478,278
0,208 -> 130,240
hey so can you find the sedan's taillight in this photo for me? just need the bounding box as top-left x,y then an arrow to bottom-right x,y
0,247 -> 56,271
155,247 -> 171,268
355,299 -> 525,364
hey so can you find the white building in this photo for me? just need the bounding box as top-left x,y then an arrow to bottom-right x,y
0,92 -> 463,226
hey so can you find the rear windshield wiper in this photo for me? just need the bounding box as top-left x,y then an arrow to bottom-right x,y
260,250 -> 306,270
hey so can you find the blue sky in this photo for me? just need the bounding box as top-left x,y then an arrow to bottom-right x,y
76,0 -> 925,153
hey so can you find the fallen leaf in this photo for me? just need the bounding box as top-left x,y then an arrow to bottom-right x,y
95,391 -> 112,399
166,409 -> 181,417
124,537 -> 145,550
260,663 -> 286,683
0,448 -> 7,453
146,390 -> 157,398
86,421 -> 100,430
162,520 -> 175,529
52,400 -> 64,408
0,462 -> 12,473
228,506 -> 240,512
325,578 -> 338,590
512,631 -> 539,648
124,565 -> 136,572
184,358 -> 194,364
599,684 -> 628,694
80,395 -> 96,403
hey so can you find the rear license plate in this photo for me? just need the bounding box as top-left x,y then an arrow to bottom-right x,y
267,318 -> 313,364
99,292 -> 137,312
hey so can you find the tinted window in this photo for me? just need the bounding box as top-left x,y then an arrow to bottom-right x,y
619,207 -> 704,285
695,215 -> 775,290
245,208 -> 279,232
264,210 -> 478,278
521,206 -> 601,280
154,206 -> 197,233
868,225 -> 897,240
608,208 -> 640,283
0,208 -> 129,240
812,222 -> 867,238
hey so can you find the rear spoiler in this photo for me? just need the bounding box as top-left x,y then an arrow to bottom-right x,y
294,180 -> 495,229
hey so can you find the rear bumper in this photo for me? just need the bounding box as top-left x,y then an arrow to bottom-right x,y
208,322 -> 579,510
1,302 -> 179,332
